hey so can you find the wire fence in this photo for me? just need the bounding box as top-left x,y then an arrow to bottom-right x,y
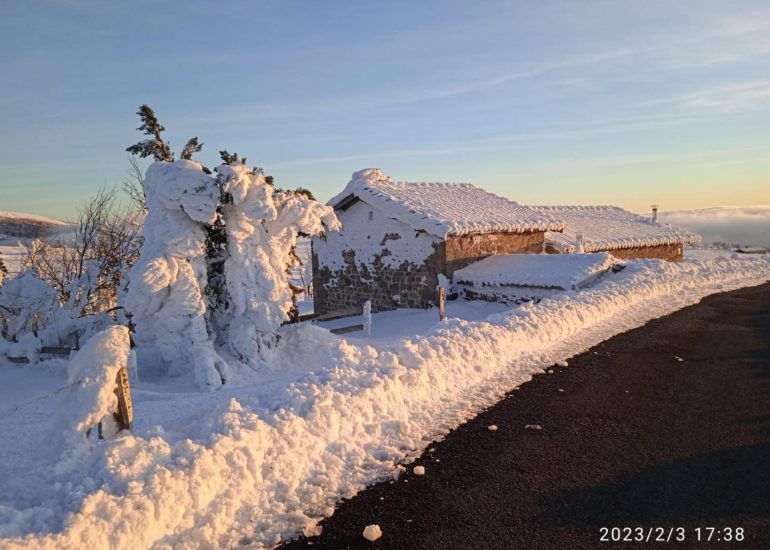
0,381 -> 78,419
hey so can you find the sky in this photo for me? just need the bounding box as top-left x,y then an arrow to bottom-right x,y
1,0 -> 769,219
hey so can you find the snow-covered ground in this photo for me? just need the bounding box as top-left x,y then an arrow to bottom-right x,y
0,242 -> 25,276
0,250 -> 769,549
0,211 -> 67,226
314,299 -> 510,343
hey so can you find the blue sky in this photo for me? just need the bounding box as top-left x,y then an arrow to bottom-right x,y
1,0 -> 769,219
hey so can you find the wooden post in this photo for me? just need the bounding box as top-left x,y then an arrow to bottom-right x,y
97,365 -> 134,439
439,287 -> 445,321
115,366 -> 133,431
363,300 -> 372,337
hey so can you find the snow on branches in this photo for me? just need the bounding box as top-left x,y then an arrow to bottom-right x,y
215,163 -> 339,365
125,159 -> 339,389
125,160 -> 228,391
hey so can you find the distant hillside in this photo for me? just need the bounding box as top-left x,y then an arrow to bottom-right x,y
659,206 -> 770,249
0,210 -> 70,240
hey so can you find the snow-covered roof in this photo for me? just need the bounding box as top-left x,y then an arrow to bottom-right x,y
453,252 -> 616,290
530,205 -> 700,253
329,168 -> 565,238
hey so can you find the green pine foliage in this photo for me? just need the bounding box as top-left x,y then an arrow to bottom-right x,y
219,150 -> 246,165
126,105 -> 203,163
125,105 -> 174,162
291,187 -> 316,201
180,137 -> 203,160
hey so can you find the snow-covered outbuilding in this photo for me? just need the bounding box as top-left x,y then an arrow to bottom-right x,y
531,205 -> 699,260
312,169 -> 565,313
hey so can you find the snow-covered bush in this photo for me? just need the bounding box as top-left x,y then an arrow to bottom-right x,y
214,163 -> 339,366
0,272 -> 58,344
0,268 -> 121,362
125,160 -> 228,391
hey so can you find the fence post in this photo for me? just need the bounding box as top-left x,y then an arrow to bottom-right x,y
115,365 -> 134,431
439,287 -> 446,321
363,300 -> 372,337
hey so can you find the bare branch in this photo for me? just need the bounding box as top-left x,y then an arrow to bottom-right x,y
122,155 -> 146,212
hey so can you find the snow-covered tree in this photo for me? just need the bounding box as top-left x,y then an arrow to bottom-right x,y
0,272 -> 58,344
213,162 -> 339,366
122,105 -> 340,386
125,160 -> 228,391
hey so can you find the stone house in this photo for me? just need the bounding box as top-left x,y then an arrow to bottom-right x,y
312,168 -> 564,313
530,205 -> 699,261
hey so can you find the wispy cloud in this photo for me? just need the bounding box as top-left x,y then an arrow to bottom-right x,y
645,80 -> 770,113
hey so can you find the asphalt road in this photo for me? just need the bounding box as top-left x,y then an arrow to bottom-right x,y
280,282 -> 770,549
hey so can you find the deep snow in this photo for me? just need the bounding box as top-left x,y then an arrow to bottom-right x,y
0,250 -> 768,550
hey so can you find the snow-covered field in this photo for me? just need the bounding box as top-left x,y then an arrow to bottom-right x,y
0,250 -> 769,549
0,212 -> 67,225
0,243 -> 25,276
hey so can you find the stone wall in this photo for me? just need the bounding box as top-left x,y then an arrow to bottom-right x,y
445,231 -> 545,275
312,200 -> 444,313
545,242 -> 683,261
312,245 -> 443,313
605,242 -> 684,261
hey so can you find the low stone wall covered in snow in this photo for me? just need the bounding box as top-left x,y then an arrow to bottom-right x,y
545,242 -> 683,261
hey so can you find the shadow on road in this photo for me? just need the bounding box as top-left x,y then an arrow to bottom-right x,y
539,443 -> 770,527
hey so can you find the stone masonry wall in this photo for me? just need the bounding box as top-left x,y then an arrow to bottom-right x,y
605,242 -> 684,261
444,231 -> 545,275
312,200 -> 445,313
545,242 -> 684,261
312,245 -> 444,313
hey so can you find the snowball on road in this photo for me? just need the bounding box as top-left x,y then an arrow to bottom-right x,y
362,524 -> 382,541
0,250 -> 768,549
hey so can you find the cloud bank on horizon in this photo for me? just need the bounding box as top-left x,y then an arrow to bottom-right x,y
660,206 -> 770,248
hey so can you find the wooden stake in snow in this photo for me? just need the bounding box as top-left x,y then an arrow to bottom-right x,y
363,300 -> 372,337
115,366 -> 133,431
438,287 -> 446,321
